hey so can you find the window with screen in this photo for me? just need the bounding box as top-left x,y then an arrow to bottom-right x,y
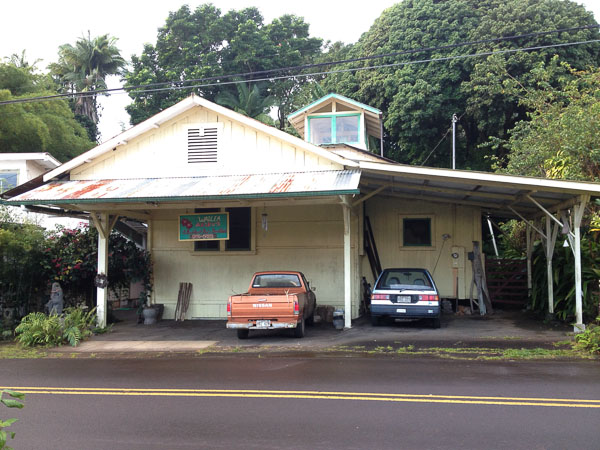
403,218 -> 432,247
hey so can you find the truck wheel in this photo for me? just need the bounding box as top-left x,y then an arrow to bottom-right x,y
237,329 -> 249,339
306,313 -> 314,326
293,318 -> 305,338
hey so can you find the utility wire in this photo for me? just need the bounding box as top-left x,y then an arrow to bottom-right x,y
420,112 -> 467,166
0,24 -> 598,106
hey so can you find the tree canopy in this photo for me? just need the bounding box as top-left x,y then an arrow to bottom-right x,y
498,60 -> 600,180
321,0 -> 599,169
49,32 -> 126,140
124,4 -> 323,128
0,62 -> 94,162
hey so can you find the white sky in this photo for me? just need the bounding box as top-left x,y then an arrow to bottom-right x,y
2,0 -> 599,141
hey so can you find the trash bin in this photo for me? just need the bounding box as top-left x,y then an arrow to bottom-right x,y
333,309 -> 344,330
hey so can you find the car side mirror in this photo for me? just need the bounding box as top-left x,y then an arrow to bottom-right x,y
311,286 -> 317,292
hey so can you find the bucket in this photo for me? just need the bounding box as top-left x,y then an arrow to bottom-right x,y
332,309 -> 344,330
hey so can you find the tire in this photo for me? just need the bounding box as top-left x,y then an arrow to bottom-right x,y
293,317 -> 305,338
431,317 -> 441,329
237,329 -> 249,339
306,313 -> 315,326
371,314 -> 381,326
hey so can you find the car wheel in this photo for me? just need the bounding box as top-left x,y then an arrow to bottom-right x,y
371,315 -> 381,326
237,329 -> 249,339
294,317 -> 305,338
306,313 -> 315,326
431,317 -> 441,329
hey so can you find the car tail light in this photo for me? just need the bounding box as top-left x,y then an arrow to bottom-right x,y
294,300 -> 299,315
371,294 -> 390,300
227,300 -> 231,316
418,295 -> 439,302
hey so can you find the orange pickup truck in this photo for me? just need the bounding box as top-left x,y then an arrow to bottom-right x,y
226,271 -> 317,339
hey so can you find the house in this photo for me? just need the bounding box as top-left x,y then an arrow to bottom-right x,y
3,94 -> 600,331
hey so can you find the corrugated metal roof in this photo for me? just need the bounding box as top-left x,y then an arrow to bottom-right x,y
5,170 -> 361,205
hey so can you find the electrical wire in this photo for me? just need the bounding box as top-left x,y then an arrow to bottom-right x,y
0,24 -> 597,107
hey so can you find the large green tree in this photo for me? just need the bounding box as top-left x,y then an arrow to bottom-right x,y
0,62 -> 94,161
498,60 -> 600,180
321,0 -> 599,169
50,32 -> 126,139
124,4 -> 322,128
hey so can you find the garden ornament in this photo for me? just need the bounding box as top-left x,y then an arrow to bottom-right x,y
46,282 -> 64,315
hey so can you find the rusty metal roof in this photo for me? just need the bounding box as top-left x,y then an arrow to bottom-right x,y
4,170 -> 361,205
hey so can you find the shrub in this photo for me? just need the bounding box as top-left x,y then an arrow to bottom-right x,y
573,317 -> 600,355
14,306 -> 97,347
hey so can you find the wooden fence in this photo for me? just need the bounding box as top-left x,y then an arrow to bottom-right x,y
485,257 -> 529,308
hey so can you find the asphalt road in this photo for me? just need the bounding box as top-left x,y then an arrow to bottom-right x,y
1,356 -> 599,449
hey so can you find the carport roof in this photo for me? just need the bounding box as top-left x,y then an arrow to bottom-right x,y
356,161 -> 600,219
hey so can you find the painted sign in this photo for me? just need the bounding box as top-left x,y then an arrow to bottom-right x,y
179,213 -> 229,241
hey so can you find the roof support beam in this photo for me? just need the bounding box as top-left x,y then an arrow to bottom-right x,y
508,206 -> 546,239
352,186 -> 387,207
527,194 -> 574,239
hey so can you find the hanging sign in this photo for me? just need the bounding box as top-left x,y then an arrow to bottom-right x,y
179,213 -> 229,241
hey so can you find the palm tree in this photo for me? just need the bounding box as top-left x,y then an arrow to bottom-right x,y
50,32 -> 126,125
216,83 -> 275,125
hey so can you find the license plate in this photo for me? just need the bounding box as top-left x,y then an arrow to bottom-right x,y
396,308 -> 407,313
397,295 -> 412,303
255,320 -> 271,329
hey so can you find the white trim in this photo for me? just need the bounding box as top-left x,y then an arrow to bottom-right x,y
44,96 -> 356,182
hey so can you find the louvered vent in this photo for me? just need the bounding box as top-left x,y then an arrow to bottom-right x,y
188,126 -> 218,164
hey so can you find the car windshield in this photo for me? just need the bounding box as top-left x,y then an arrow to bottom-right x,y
377,270 -> 432,290
253,274 -> 301,288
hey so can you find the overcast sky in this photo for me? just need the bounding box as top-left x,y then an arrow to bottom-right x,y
2,0 -> 599,141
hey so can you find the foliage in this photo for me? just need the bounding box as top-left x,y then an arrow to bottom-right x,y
573,317 -> 600,354
43,224 -> 152,308
0,389 -> 24,450
49,32 -> 126,129
124,4 -> 322,128
528,233 -> 600,322
216,82 -> 275,125
321,0 -> 599,169
0,62 -> 94,162
496,62 -> 600,180
0,208 -> 49,314
14,306 -> 96,347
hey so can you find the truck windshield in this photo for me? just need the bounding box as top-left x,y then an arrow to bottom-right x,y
253,274 -> 301,288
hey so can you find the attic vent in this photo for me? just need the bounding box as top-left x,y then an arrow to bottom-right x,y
188,126 -> 219,164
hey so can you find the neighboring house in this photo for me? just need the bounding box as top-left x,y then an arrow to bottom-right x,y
4,94 -> 600,331
0,153 -> 60,193
0,152 -> 85,230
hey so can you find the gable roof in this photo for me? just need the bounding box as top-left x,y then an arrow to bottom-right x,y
42,95 -> 357,183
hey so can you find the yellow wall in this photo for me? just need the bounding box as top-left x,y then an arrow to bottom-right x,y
362,197 -> 481,299
71,106 -> 342,180
150,203 -> 359,319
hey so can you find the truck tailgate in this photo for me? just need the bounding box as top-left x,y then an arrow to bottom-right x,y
230,294 -> 296,319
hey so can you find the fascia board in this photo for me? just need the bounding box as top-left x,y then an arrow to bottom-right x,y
359,161 -> 600,195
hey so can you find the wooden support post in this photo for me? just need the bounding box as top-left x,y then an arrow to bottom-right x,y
90,212 -> 119,328
342,197 -> 352,329
572,195 -> 589,332
526,225 -> 534,298
545,217 -> 559,315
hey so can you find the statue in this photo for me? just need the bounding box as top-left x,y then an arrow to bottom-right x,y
46,282 -> 64,315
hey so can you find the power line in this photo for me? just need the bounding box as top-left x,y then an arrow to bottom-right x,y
0,25 -> 598,106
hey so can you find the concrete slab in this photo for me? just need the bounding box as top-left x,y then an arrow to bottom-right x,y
62,309 -> 572,354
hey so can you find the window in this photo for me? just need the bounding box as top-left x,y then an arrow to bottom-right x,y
403,218 -> 432,247
193,207 -> 252,252
0,171 -> 18,193
225,207 -> 251,251
308,114 -> 360,145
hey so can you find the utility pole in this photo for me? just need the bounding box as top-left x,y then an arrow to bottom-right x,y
452,113 -> 458,169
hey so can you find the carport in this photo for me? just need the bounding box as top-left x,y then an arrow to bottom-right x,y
353,160 -> 599,331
